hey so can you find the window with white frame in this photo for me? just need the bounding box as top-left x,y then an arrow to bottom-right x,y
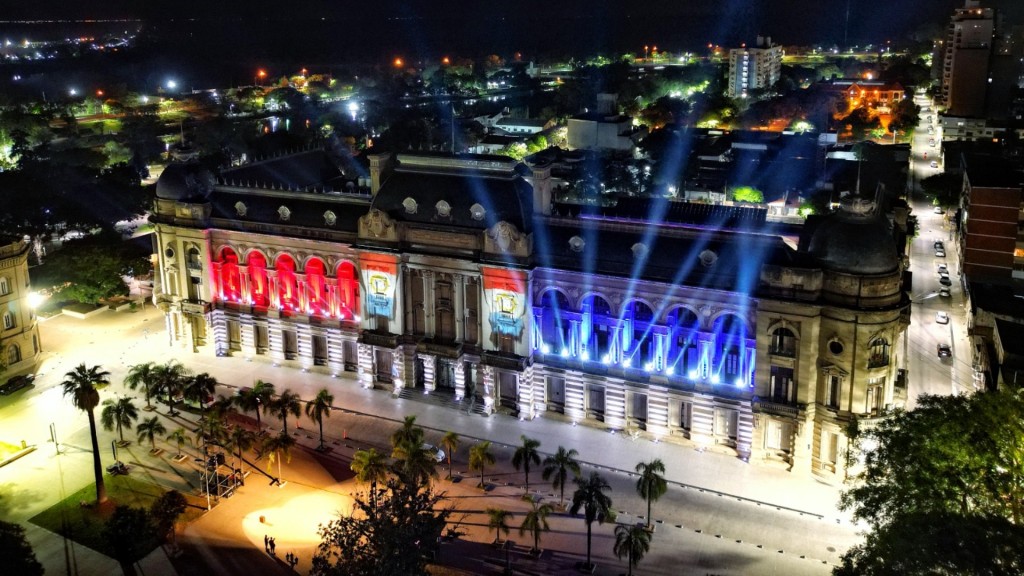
0,276 -> 9,296
866,377 -> 884,414
2,311 -> 14,330
826,374 -> 842,410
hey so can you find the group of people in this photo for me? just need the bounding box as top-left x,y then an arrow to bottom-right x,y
263,535 -> 299,569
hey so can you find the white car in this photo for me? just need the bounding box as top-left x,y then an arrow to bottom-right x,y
930,161 -> 939,169
936,311 -> 949,324
933,206 -> 944,214
937,264 -> 948,273
935,249 -> 946,258
939,287 -> 951,297
929,139 -> 936,148
422,443 -> 445,462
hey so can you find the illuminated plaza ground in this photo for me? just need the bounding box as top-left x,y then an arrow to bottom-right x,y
0,305 -> 863,575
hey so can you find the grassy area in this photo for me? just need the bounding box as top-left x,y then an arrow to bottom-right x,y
29,474 -> 206,557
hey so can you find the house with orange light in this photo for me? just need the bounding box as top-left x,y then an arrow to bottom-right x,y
822,79 -> 906,112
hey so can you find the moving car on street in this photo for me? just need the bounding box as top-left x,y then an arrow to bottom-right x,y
936,311 -> 949,324
938,343 -> 952,358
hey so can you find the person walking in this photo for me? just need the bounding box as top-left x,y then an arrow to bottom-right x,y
264,534 -> 269,552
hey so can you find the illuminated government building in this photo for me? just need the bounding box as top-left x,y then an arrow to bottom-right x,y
151,149 -> 909,481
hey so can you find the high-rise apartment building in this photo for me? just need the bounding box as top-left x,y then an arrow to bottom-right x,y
727,36 -> 782,99
940,1 -> 995,117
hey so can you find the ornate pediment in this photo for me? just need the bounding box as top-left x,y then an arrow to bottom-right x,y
358,208 -> 398,241
483,221 -> 531,257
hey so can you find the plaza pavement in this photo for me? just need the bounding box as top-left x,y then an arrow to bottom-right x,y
0,306 -> 858,575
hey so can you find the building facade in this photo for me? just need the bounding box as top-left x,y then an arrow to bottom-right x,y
0,236 -> 41,382
727,37 -> 783,99
940,1 -> 995,117
151,151 -> 908,482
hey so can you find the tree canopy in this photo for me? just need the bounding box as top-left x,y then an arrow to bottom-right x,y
0,520 -> 44,576
311,479 -> 450,576
838,391 -> 1024,574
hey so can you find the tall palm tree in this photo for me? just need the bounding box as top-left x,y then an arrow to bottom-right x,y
512,435 -> 542,493
613,523 -> 652,576
261,431 -> 295,485
440,431 -> 460,480
152,361 -> 189,416
183,372 -> 218,414
100,396 -> 139,444
235,380 -> 275,432
194,414 -> 228,454
62,363 -> 111,503
391,415 -> 424,448
469,440 -> 496,489
635,458 -> 668,529
166,427 -> 191,458
519,501 -> 554,554
270,389 -> 302,435
137,416 -> 168,451
391,440 -> 438,487
571,472 -> 616,570
486,507 -> 511,544
351,448 -> 390,513
124,361 -> 158,409
226,425 -> 256,484
304,388 -> 334,451
543,446 -> 582,507
208,394 -> 236,419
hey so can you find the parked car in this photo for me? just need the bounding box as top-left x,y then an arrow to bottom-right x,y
937,343 -> 952,358
939,276 -> 952,286
422,443 -> 445,463
934,241 -> 944,250
933,206 -> 944,214
936,249 -> 946,258
930,160 -> 939,168
938,264 -> 948,273
0,374 -> 34,395
936,311 -> 950,324
939,287 -> 952,298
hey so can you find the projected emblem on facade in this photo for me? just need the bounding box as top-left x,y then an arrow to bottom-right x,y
483,267 -> 526,339
361,254 -> 398,319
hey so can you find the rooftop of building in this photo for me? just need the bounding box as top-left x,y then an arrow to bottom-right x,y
969,280 -> 1024,318
963,153 -> 1024,189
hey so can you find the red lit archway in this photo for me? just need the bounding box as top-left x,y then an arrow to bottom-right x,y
337,261 -> 359,319
306,258 -> 327,316
276,254 -> 298,310
219,247 -> 241,302
248,252 -> 269,307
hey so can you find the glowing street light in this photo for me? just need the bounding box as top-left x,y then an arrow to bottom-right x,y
347,101 -> 359,121
441,56 -> 450,65
166,79 -> 177,90
68,88 -> 78,96
393,57 -> 404,68
256,69 -> 267,86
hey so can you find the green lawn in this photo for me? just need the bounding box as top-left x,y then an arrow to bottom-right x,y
29,474 -> 206,557
0,440 -> 24,460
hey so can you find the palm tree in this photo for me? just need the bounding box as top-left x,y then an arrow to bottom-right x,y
124,361 -> 158,409
100,396 -> 139,444
261,431 -> 295,485
351,448 -> 390,513
635,458 -> 668,529
194,414 -> 228,453
486,507 -> 511,544
440,431 -> 460,480
62,363 -> 111,503
613,523 -> 652,576
270,389 -> 302,435
390,415 -> 424,448
235,380 -> 275,432
469,440 -> 496,490
304,388 -> 334,451
543,446 -> 582,507
391,440 -> 438,487
571,472 -> 616,571
519,501 -> 554,555
512,435 -> 542,493
137,416 -> 168,451
166,427 -> 191,458
208,394 -> 236,419
226,426 -> 256,484
152,361 -> 189,416
183,372 -> 218,414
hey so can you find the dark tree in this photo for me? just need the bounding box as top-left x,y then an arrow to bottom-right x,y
103,505 -> 156,572
310,479 -> 450,576
0,520 -> 44,576
150,490 -> 188,547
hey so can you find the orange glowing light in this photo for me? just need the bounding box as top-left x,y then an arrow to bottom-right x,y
393,57 -> 404,68
96,90 -> 104,96
442,56 -> 450,65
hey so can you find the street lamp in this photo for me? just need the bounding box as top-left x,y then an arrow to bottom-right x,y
166,79 -> 177,90
347,101 -> 359,122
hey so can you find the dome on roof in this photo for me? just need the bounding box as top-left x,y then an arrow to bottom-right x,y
156,163 -> 215,201
808,196 -> 899,275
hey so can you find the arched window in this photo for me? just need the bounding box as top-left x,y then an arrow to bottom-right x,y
219,247 -> 241,302
770,327 -> 797,357
7,344 -> 20,365
305,258 -> 327,316
868,338 -> 890,368
247,252 -> 269,307
714,314 -> 748,382
668,307 -> 700,376
336,261 -> 359,319
275,254 -> 297,310
582,294 -> 613,361
538,289 -> 571,355
627,301 -> 655,368
187,247 -> 202,270
2,311 -> 14,330
0,277 -> 9,296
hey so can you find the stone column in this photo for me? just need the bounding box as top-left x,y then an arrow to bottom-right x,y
454,358 -> 466,401
481,364 -> 496,415
392,347 -> 406,395
357,342 -> 374,389
419,353 -> 436,393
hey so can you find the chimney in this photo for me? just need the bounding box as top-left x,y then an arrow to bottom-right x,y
529,162 -> 552,215
368,152 -> 393,196
756,35 -> 764,48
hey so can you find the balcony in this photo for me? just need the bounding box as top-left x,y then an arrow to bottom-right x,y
867,355 -> 890,369
769,346 -> 796,358
753,398 -> 803,419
